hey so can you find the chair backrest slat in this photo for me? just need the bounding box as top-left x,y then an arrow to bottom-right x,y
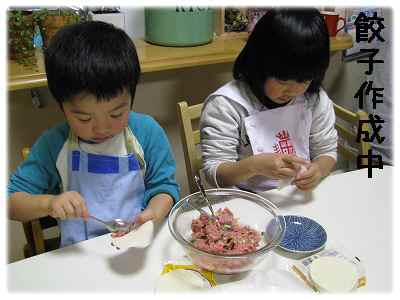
333,103 -> 371,166
177,101 -> 203,194
21,148 -> 59,257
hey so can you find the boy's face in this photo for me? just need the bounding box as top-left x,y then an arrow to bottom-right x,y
62,89 -> 131,143
264,78 -> 311,104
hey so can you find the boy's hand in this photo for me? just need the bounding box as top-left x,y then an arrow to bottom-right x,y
251,153 -> 310,180
111,209 -> 156,239
48,191 -> 89,220
133,208 -> 156,226
293,162 -> 323,191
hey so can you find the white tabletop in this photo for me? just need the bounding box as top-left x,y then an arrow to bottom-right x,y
8,167 -> 392,292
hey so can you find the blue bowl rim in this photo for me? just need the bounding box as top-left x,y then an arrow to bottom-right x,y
278,214 -> 327,254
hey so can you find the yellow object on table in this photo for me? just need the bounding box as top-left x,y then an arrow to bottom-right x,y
155,262 -> 217,292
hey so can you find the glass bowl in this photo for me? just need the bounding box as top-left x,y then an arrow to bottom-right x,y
168,188 -> 286,274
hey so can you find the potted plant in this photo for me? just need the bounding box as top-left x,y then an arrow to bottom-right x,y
8,9 -> 36,66
224,8 -> 248,33
34,7 -> 83,48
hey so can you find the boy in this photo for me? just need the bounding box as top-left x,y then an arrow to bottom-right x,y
8,21 -> 180,247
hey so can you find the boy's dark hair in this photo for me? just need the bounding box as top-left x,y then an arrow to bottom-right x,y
233,8 -> 330,106
45,21 -> 140,107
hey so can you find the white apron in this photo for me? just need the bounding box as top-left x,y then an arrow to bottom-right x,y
206,80 -> 313,192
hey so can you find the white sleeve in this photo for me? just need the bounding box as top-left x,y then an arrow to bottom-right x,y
309,89 -> 338,161
199,96 -> 244,187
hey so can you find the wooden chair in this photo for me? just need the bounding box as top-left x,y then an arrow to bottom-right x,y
177,101 -> 204,194
333,103 -> 371,167
21,147 -> 60,258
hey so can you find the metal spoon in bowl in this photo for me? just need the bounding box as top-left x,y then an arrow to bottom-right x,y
194,175 -> 217,220
185,199 -> 211,216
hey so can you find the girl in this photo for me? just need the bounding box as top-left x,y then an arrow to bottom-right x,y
200,8 -> 338,192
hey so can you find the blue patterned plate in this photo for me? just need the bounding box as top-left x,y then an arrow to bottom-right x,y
278,215 -> 327,254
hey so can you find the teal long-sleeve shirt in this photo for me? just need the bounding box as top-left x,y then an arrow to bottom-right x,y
8,112 -> 180,206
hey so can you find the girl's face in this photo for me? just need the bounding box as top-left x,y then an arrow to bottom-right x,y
62,89 -> 131,143
264,78 -> 311,104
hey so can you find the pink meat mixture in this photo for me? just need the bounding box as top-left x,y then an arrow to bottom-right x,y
191,207 -> 261,255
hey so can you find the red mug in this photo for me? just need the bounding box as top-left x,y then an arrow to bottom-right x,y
321,11 -> 345,37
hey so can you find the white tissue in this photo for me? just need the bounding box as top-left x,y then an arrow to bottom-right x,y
111,220 -> 154,249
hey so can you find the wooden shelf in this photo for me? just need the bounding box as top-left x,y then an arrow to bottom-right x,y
8,33 -> 353,92
329,33 -> 354,52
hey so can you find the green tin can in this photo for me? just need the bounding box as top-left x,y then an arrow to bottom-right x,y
145,7 -> 215,47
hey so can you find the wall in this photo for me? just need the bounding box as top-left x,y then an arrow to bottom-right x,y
325,53 -> 366,111
120,7 -> 145,39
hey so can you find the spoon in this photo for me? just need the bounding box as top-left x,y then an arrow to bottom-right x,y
194,175 -> 217,220
185,199 -> 211,216
88,215 -> 133,233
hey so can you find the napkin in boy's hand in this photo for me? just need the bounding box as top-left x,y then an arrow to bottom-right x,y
111,220 -> 154,249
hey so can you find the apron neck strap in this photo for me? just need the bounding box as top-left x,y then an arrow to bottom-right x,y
124,128 -> 134,154
68,131 -> 80,150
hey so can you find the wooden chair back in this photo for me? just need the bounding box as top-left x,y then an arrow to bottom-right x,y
177,101 -> 203,194
21,147 -> 59,257
333,103 -> 371,166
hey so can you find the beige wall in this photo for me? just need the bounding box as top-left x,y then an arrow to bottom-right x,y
7,53 -> 365,263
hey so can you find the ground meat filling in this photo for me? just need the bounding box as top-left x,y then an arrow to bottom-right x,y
191,208 -> 261,255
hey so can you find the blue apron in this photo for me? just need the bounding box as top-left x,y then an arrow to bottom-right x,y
59,131 -> 145,247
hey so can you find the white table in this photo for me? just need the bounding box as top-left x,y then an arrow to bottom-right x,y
8,167 -> 392,292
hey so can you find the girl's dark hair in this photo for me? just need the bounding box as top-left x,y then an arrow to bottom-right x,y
45,21 -> 140,107
233,8 -> 330,106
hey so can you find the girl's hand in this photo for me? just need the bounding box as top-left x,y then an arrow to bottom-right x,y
293,162 -> 322,191
48,191 -> 89,220
251,153 -> 310,180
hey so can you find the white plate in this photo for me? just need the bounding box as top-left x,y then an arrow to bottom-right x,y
309,256 -> 358,293
110,220 -> 154,249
